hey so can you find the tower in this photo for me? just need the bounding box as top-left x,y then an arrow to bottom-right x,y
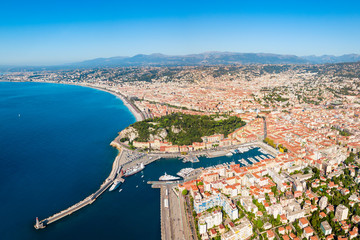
34,217 -> 44,229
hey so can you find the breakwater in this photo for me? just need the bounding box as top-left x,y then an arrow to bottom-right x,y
34,142 -> 124,229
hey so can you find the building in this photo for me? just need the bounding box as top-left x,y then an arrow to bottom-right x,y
335,204 -> 349,221
319,196 -> 328,210
194,193 -> 238,220
221,218 -> 253,240
194,194 -> 221,213
198,210 -> 223,234
320,221 -> 332,236
199,220 -> 207,235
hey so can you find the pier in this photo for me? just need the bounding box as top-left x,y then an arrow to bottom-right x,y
34,148 -> 124,229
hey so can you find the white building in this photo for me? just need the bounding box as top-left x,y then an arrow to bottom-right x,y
198,210 -> 223,234
335,204 -> 349,221
221,218 -> 253,240
319,196 -> 328,210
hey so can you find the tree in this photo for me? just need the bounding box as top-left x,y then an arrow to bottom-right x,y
182,189 -> 188,196
256,219 -> 264,228
271,186 -> 278,196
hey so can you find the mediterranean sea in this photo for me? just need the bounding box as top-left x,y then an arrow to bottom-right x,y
0,82 -> 269,240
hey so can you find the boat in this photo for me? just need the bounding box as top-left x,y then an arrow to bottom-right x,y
159,172 -> 181,181
109,177 -> 124,191
119,189 -> 123,192
124,163 -> 145,177
255,156 -> 262,161
226,152 -> 233,157
230,149 -> 239,154
177,168 -> 195,178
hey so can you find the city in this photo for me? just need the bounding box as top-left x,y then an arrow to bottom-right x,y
2,62 -> 360,239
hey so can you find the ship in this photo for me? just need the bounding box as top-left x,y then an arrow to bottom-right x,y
124,163 -> 145,177
159,172 -> 180,181
177,168 -> 195,178
109,177 -> 124,192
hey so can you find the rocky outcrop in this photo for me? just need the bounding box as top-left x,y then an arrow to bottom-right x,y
149,128 -> 168,141
118,127 -> 138,142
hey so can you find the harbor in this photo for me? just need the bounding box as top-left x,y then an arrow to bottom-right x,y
30,84 -> 279,235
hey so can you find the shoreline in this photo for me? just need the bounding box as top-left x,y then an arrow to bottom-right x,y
0,80 -> 145,122
1,80 -> 144,229
82,85 -> 145,122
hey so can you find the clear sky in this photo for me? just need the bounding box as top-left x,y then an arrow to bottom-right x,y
1,0 -> 360,65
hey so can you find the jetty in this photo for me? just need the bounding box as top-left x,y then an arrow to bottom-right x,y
34,148 -> 124,229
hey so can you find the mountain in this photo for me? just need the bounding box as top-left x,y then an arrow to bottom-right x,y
302,54 -> 360,64
1,52 -> 360,71
71,52 -> 308,67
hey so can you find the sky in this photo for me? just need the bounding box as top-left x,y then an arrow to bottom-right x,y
1,0 -> 360,65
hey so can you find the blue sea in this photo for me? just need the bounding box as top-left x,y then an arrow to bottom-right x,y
0,82 -> 267,240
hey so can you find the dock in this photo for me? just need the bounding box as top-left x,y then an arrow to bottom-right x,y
34,147 -> 124,229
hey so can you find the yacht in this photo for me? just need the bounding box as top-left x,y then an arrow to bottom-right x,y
159,172 -> 180,181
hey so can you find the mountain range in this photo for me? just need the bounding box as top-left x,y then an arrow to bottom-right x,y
1,52 -> 360,71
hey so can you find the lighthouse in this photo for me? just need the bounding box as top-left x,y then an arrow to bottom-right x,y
34,217 -> 44,229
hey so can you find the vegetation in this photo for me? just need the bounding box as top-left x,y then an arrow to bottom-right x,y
263,137 -> 288,152
182,189 -> 188,195
130,113 -> 246,145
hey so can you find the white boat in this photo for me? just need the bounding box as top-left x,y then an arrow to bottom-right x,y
124,163 -> 145,177
159,172 -> 180,181
119,189 -> 123,192
255,156 -> 262,161
109,178 -> 124,192
177,168 -> 195,178
226,152 -> 233,157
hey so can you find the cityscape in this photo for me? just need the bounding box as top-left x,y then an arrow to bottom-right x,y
1,0 -> 360,240
2,60 -> 360,240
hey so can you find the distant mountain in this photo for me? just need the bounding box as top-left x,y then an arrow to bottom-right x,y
71,52 -> 309,67
302,54 -> 360,64
1,52 -> 360,71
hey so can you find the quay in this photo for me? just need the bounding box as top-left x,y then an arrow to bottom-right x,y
159,185 -> 195,240
34,147 -> 124,229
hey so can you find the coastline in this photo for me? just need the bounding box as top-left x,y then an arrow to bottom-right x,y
75,84 -> 145,122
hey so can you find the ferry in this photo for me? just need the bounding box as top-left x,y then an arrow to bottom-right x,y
177,168 -> 195,178
124,163 -> 145,177
159,172 -> 180,181
109,178 -> 124,191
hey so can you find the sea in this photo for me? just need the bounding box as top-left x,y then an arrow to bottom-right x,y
0,82 -> 270,240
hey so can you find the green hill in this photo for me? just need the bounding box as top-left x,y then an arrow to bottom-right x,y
129,113 -> 246,146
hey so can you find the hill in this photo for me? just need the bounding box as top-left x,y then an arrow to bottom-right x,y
119,113 -> 246,146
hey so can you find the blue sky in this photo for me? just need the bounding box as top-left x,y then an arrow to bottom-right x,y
1,0 -> 360,65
